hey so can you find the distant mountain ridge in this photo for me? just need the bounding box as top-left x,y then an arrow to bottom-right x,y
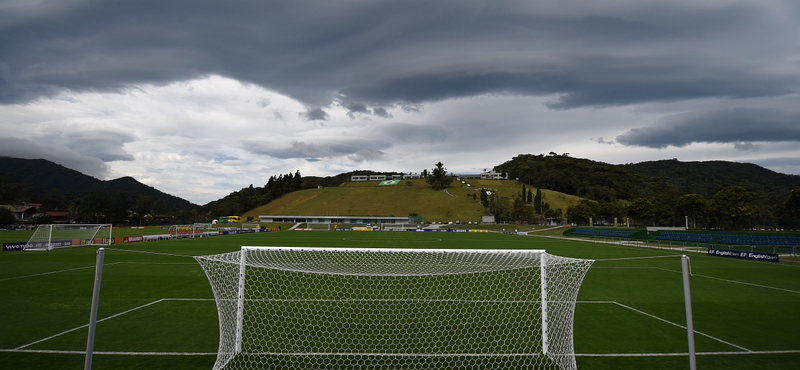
0,157 -> 195,210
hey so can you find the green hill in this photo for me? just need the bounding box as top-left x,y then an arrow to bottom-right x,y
243,178 -> 583,222
0,157 -> 195,210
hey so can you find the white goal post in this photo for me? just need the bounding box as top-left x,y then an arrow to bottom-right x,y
24,224 -> 112,251
195,247 -> 593,370
240,223 -> 261,232
193,223 -> 215,238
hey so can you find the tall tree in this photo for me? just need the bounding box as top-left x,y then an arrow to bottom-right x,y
785,188 -> 800,216
78,191 -> 110,223
0,173 -> 28,204
0,206 -> 15,227
534,189 -> 543,214
676,193 -> 708,229
712,186 -> 760,230
40,188 -> 68,212
427,162 -> 453,191
566,200 -> 595,226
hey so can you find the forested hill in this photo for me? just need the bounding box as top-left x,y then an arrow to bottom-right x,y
0,157 -> 195,210
621,159 -> 800,196
494,154 -> 800,207
494,154 -> 674,202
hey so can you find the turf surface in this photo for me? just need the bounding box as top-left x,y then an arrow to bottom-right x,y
1,230 -> 798,369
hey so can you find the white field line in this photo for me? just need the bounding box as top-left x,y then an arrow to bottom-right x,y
2,348 -> 798,357
13,298 -> 214,350
576,350 -> 800,357
0,261 -> 196,282
0,262 -> 124,282
105,248 -> 195,258
593,265 -> 800,295
690,272 -> 800,295
5,299 -> 793,357
0,348 -> 216,356
611,301 -> 751,352
15,299 -> 167,350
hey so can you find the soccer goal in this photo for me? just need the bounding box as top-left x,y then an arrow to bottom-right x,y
195,247 -> 593,370
194,223 -> 215,237
24,224 -> 112,251
168,225 -> 195,239
241,223 -> 261,232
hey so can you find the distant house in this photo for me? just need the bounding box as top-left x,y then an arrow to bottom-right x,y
480,171 -> 507,180
1,204 -> 39,221
45,211 -> 70,223
481,214 -> 496,224
369,174 -> 386,181
403,172 -> 421,179
350,175 -> 368,182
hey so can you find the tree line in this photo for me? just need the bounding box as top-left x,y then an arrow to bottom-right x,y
496,153 -> 800,230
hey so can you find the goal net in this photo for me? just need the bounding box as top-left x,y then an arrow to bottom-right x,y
24,224 -> 112,251
168,225 -> 196,239
241,223 -> 261,232
195,247 -> 593,370
194,223 -> 215,237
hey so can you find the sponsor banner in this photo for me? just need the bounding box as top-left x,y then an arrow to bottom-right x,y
122,235 -> 144,243
451,229 -> 469,233
352,227 -> 373,231
469,229 -> 489,233
221,230 -> 240,235
708,248 -> 779,263
3,242 -> 26,252
144,234 -> 171,241
335,228 -> 354,231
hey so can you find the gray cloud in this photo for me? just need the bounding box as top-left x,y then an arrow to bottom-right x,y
372,107 -> 392,118
1,0 -> 797,110
299,107 -> 330,121
342,102 -> 369,119
734,142 -> 760,152
616,108 -> 800,148
243,138 -> 390,161
0,137 -> 110,178
59,130 -> 137,161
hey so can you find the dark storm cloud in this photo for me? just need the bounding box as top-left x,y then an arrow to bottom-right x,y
0,137 -> 110,177
242,138 -> 390,162
616,108 -> 800,148
58,130 -> 137,161
299,107 -> 330,121
2,0 -> 797,110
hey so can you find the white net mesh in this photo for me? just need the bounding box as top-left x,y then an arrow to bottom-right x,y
24,224 -> 112,251
169,225 -> 196,239
195,247 -> 593,370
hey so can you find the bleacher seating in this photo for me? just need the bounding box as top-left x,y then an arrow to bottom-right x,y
657,232 -> 713,243
718,234 -> 800,246
571,228 -> 638,238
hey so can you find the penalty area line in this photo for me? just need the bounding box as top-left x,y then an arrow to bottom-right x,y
14,299 -> 167,350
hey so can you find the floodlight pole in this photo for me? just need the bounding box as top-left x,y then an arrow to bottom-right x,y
84,248 -> 105,370
681,255 -> 697,370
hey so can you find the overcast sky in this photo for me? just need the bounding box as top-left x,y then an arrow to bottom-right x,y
1,0 -> 799,204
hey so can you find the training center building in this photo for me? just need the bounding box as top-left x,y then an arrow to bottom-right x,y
259,215 -> 413,225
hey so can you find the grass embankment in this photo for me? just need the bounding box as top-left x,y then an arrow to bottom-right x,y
244,179 -> 583,222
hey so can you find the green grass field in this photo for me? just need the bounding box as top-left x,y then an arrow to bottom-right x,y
1,230 -> 798,369
244,178 -> 583,223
